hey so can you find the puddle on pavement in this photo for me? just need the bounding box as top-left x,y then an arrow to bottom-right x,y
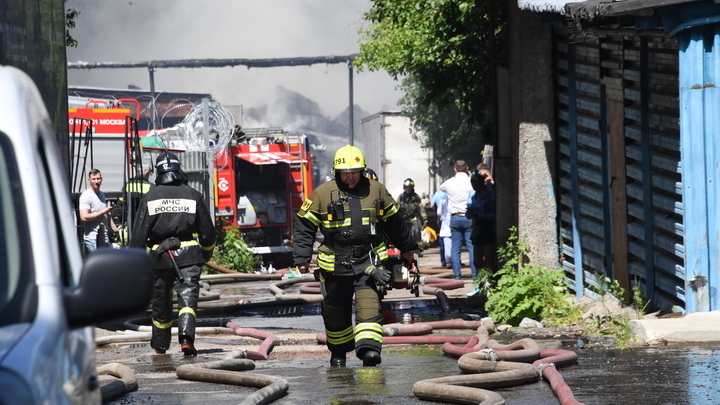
101,290 -> 720,404
248,345 -> 720,405
226,298 -> 486,331
223,300 -> 720,404
101,295 -> 720,404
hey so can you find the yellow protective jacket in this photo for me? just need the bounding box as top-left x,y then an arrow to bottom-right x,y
293,177 -> 418,276
398,191 -> 427,222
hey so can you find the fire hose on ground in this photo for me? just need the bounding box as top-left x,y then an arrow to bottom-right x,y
99,317 -> 280,360
316,317 -> 495,345
412,348 -> 584,405
96,264 -> 583,404
316,316 -> 585,404
97,362 -> 138,402
96,318 -> 286,403
176,351 -> 289,405
269,274 -> 323,302
416,331 -> 585,404
269,275 -> 464,298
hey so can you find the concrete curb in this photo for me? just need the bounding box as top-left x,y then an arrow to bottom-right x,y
630,310 -> 720,344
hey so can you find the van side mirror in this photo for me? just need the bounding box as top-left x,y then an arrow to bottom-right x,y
64,248 -> 153,329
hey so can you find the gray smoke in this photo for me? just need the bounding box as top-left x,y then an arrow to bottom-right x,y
65,0 -> 400,177
65,0 -> 401,125
243,86 -> 367,185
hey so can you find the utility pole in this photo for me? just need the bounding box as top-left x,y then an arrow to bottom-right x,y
348,62 -> 354,146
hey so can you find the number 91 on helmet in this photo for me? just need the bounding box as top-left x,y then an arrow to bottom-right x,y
333,145 -> 366,172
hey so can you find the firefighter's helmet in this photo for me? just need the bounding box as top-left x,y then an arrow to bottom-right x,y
333,145 -> 365,172
365,168 -> 378,181
155,151 -> 182,185
403,178 -> 415,188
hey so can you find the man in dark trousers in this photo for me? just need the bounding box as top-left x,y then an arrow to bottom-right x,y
130,151 -> 216,356
293,145 -> 419,367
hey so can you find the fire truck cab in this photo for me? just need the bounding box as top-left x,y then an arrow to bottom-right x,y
215,129 -> 313,266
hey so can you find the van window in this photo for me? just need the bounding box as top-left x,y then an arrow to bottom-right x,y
0,132 -> 36,326
35,135 -> 72,286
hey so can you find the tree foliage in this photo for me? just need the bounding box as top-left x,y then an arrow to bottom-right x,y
65,4 -> 80,48
354,0 -> 506,164
398,75 -> 485,163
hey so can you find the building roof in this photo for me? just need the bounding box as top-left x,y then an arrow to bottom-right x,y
518,0 -> 702,20
517,0 -> 585,15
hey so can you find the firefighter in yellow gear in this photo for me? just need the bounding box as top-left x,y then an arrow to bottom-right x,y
398,178 -> 428,248
114,163 -> 154,245
293,145 -> 419,367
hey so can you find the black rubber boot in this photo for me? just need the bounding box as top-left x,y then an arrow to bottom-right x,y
330,352 -> 346,367
180,337 -> 197,357
362,350 -> 381,367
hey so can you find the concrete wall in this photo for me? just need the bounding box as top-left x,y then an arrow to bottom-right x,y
508,5 -> 558,269
1,0 -> 69,167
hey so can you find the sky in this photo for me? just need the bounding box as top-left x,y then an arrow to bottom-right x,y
65,0 -> 404,122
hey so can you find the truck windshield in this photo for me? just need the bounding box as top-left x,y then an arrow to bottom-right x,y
0,132 -> 34,326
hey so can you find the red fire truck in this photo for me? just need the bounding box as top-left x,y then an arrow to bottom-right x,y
68,98 -> 314,267
214,129 -> 314,266
67,100 -> 140,193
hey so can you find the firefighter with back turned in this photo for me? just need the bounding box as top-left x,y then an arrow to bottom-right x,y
130,151 -> 216,356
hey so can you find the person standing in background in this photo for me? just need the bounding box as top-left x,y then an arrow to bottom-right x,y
78,168 -> 117,255
114,163 -> 154,245
398,178 -> 427,254
476,163 -> 494,187
429,189 -> 449,268
467,170 -> 497,273
440,160 -> 476,280
436,192 -> 452,269
119,163 -> 154,215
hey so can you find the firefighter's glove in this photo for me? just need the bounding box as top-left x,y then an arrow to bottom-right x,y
365,265 -> 390,287
116,225 -> 129,246
156,237 -> 181,257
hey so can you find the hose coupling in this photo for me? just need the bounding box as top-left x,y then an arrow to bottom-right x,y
479,348 -> 498,362
536,362 -> 556,380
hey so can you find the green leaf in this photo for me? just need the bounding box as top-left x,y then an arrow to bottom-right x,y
354,0 -> 508,163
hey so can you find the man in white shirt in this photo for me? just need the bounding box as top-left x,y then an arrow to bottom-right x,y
78,168 -> 117,256
439,160 -> 476,279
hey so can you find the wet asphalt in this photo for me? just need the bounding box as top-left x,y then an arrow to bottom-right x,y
99,338 -> 720,404
97,247 -> 720,405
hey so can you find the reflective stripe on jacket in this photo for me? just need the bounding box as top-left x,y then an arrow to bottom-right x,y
293,177 -> 417,276
129,183 -> 216,269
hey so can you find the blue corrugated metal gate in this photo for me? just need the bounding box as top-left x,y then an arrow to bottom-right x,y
554,29 -> 685,311
678,25 -> 720,312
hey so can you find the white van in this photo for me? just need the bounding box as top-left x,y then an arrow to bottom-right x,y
0,66 -> 153,404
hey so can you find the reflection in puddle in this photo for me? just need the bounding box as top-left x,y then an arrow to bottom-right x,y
228,299 -> 485,331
